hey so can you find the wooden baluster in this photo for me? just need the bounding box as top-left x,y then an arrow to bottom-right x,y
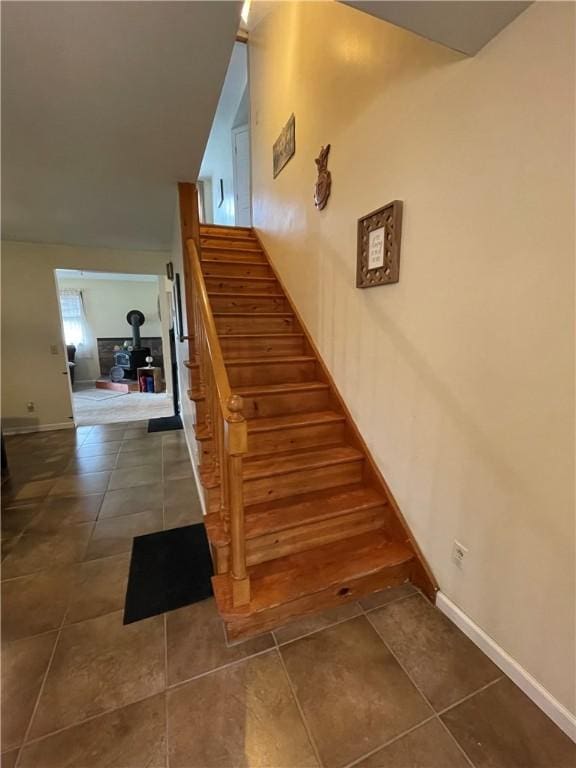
191,292 -> 205,424
226,395 -> 250,606
198,325 -> 216,488
220,406 -> 231,534
210,366 -> 221,489
214,401 -> 230,533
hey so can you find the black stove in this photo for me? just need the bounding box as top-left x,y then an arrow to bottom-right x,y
113,347 -> 150,380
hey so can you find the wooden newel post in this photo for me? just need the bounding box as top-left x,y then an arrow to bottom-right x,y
226,394 -> 250,606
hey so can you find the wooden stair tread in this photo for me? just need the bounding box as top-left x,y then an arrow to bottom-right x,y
214,312 -> 293,318
208,291 -> 284,299
225,355 -> 315,367
244,484 -> 386,539
234,381 -> 329,396
200,224 -> 252,231
219,332 -> 303,339
200,234 -> 256,243
200,230 -> 254,239
201,258 -> 268,268
203,244 -> 263,253
243,445 -> 362,480
247,410 -> 344,433
213,530 -> 414,617
204,274 -> 277,283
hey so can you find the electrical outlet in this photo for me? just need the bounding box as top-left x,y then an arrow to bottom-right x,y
27,401 -> 35,412
452,540 -> 468,568
50,344 -> 59,355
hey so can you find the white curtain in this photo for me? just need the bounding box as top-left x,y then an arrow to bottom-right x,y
59,289 -> 93,358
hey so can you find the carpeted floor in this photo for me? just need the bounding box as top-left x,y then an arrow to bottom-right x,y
72,388 -> 174,426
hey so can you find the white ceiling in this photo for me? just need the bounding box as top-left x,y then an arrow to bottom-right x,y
342,1 -> 531,55
1,1 -> 242,251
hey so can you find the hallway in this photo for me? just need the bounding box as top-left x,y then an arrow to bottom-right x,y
2,427 -> 574,767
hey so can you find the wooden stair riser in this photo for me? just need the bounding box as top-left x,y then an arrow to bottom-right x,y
205,276 -> 281,295
201,238 -> 261,252
227,359 -> 317,387
200,231 -> 254,244
209,294 -> 289,313
220,335 -> 305,359
201,250 -> 268,264
191,387 -> 335,422
213,507 -> 387,573
247,419 -> 346,455
202,245 -> 266,261
238,385 -> 332,419
222,563 -> 414,641
215,314 -> 296,335
243,458 -> 364,505
201,261 -> 273,279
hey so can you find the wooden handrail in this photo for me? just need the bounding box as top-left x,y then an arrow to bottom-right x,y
185,237 -> 235,419
179,184 -> 250,607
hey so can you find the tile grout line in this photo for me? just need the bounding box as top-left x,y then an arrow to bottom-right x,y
16,690 -> 165,751
272,632 -> 325,768
273,590 -> 419,648
341,714 -> 439,768
166,645 -> 278,694
436,675 -> 504,717
361,589 -> 421,615
14,596 -> 72,766
272,609 -> 362,647
361,604 -> 489,768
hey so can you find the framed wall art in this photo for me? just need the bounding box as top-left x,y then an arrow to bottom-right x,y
173,273 -> 185,340
273,113 -> 295,178
356,200 -> 403,288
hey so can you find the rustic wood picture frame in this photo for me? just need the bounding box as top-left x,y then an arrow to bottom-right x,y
273,114 -> 295,178
356,200 -> 403,288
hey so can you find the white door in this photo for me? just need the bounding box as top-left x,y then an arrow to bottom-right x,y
232,126 -> 252,227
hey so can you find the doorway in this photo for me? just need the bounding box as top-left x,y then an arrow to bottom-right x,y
232,124 -> 252,226
54,269 -> 175,426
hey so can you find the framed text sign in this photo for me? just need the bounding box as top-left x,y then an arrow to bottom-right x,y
273,114 -> 295,178
356,201 -> 403,288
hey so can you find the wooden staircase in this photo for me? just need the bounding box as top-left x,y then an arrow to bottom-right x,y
179,184 -> 436,640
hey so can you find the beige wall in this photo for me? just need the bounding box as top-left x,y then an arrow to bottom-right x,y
249,2 -> 575,713
1,241 -> 168,429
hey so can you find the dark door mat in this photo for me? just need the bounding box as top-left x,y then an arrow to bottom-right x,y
124,524 -> 214,624
147,414 -> 183,432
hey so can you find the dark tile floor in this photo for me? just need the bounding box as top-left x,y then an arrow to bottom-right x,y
2,423 -> 575,767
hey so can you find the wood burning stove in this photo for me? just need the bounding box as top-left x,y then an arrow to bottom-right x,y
113,348 -> 150,379
112,309 -> 150,380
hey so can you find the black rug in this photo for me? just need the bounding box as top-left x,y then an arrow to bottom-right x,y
148,414 -> 183,432
124,524 -> 214,624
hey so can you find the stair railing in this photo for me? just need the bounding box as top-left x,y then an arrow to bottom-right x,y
178,183 -> 250,607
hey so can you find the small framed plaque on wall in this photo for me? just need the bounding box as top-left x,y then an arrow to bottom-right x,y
356,200 -> 403,288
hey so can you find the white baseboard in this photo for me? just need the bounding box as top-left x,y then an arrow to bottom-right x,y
3,421 -> 75,435
179,407 -> 207,518
436,592 -> 576,743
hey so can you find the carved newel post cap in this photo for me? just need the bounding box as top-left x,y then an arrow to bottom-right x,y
227,394 -> 244,422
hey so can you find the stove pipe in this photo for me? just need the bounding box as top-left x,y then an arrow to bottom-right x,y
126,310 -> 145,349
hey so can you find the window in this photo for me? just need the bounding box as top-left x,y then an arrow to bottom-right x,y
59,289 -> 86,346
